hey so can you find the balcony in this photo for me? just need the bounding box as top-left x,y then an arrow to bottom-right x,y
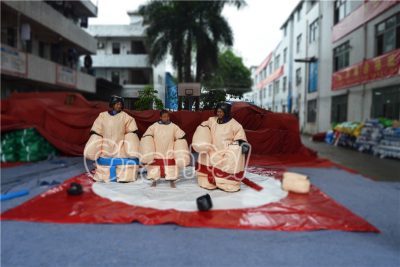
1,44 -> 96,93
92,54 -> 150,68
2,1 -> 97,53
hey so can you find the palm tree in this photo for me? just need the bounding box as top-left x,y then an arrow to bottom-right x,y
139,1 -> 246,83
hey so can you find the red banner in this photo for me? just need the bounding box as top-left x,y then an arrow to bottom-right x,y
332,49 -> 400,91
332,1 -> 398,42
256,66 -> 284,90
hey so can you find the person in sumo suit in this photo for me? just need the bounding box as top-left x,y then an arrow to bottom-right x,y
84,95 -> 140,183
192,102 -> 250,192
139,110 -> 190,188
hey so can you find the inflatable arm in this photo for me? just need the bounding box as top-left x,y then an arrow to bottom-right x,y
192,121 -> 212,153
84,114 -> 103,160
139,125 -> 155,164
124,116 -> 140,158
174,125 -> 190,167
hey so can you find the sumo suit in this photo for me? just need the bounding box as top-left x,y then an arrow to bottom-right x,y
84,96 -> 140,182
140,121 -> 190,181
192,103 -> 250,192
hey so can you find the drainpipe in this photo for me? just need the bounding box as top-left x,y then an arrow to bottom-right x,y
17,12 -> 21,50
316,2 -> 322,133
361,16 -> 367,121
303,18 -> 309,133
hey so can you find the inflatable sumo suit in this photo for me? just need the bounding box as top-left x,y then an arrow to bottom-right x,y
192,102 -> 251,192
84,96 -> 140,182
140,121 -> 190,181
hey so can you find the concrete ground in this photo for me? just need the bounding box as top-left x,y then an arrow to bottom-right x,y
1,157 -> 399,267
301,135 -> 400,182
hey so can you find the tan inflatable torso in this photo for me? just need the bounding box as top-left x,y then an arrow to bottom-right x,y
92,111 -> 138,158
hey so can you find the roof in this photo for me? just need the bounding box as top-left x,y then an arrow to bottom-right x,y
86,24 -> 146,38
280,0 -> 304,29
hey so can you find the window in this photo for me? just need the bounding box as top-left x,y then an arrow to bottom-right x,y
331,95 -> 348,124
97,42 -> 105,49
131,41 -> 147,54
334,0 -> 351,25
274,55 -> 280,69
112,42 -> 120,54
371,86 -> 400,120
307,99 -> 317,123
296,34 -> 302,53
297,7 -> 302,22
24,40 -> 32,53
5,27 -> 16,47
39,41 -> 45,58
274,80 -> 280,94
268,84 -> 272,96
309,19 -> 319,43
269,62 -> 273,74
284,26 -> 287,37
333,41 -> 350,71
296,68 -> 302,86
375,13 -> 400,56
283,76 -> 287,92
283,48 -> 287,63
111,71 -> 120,84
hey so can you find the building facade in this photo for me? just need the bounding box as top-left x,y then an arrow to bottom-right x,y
1,0 -> 98,98
251,0 -> 400,134
86,11 -> 166,109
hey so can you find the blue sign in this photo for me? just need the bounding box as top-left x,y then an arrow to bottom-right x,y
165,72 -> 178,110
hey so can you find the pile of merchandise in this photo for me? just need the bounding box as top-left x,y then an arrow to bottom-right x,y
325,121 -> 363,148
0,128 -> 58,162
324,118 -> 400,160
355,119 -> 383,153
373,127 -> 400,159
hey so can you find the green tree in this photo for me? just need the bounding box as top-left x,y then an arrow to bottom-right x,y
135,85 -> 164,110
203,50 -> 252,99
139,1 -> 245,83
200,89 -> 227,110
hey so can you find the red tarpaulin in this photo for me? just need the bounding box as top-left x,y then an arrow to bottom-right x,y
1,92 -> 317,164
0,167 -> 379,232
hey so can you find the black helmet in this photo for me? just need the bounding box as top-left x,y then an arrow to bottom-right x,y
215,102 -> 232,117
109,95 -> 124,109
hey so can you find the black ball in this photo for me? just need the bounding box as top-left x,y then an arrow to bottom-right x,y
67,182 -> 83,196
196,194 -> 213,211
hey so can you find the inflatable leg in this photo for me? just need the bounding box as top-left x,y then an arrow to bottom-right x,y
165,165 -> 179,180
197,172 -> 217,190
116,165 -> 138,182
196,153 -> 216,189
93,165 -> 111,182
282,172 -> 310,194
146,165 -> 160,181
215,177 -> 241,192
